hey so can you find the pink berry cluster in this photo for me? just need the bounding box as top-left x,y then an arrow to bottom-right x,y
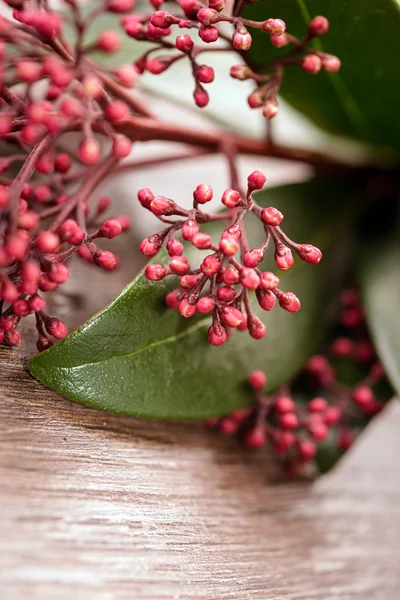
128,4 -> 340,114
0,1 -> 138,350
140,170 -> 322,346
206,287 -> 389,475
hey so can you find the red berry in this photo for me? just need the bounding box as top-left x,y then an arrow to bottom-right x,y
297,440 -> 317,460
54,153 -> 72,173
331,337 -> 354,357
308,397 -> 328,412
12,299 -> 31,317
35,231 -> 60,253
105,100 -> 130,122
29,294 -> 46,312
98,30 -> 121,53
245,426 -> 266,449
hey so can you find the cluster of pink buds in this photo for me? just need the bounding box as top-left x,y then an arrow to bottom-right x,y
0,1 -> 140,350
140,170 -> 322,346
127,3 -> 339,113
206,287 -> 389,475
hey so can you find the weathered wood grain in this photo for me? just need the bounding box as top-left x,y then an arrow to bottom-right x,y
0,341 -> 399,600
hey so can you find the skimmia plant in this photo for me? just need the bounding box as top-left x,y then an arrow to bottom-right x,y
1,0 -> 399,474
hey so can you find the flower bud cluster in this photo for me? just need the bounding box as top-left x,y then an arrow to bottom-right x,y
140,170 -> 322,347
206,286 -> 389,475
0,3 -> 135,350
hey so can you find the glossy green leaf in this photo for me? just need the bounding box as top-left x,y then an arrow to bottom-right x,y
244,0 -> 400,149
360,236 -> 400,394
29,179 -> 357,420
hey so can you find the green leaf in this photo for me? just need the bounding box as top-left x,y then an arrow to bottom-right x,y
29,178 -> 356,420
243,0 -> 400,149
360,236 -> 400,394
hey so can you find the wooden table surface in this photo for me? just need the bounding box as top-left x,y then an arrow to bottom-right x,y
1,341 -> 399,600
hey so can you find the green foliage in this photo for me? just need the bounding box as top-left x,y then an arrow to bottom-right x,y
244,0 -> 400,150
361,236 -> 400,395
30,179 -> 357,419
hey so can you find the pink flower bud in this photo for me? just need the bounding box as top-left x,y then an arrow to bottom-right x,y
107,0 -> 136,13
193,184 -> 213,204
0,185 -> 9,208
274,244 -> 294,270
176,35 -> 194,53
209,0 -> 225,10
115,215 -> 131,231
219,236 -> 239,256
331,337 -> 353,357
296,244 -> 322,264
138,188 -> 154,208
308,419 -> 328,441
308,16 -> 329,37
167,238 -> 184,256
145,264 -> 168,281
201,255 -> 221,277
182,218 -> 200,240
352,385 -> 374,408
17,59 -> 42,83
5,331 -> 22,347
36,335 -> 53,353
33,185 -> 52,204
179,274 -> 198,289
34,231 -> 60,253
12,299 -> 31,317
69,227 -> 85,245
298,440 -> 316,459
197,8 -> 219,26
279,412 -> 298,429
165,289 -> 182,309
49,263 -> 70,284
98,30 -> 121,53
323,406 -> 342,426
248,316 -> 266,339
150,196 -> 177,216
262,96 -> 279,119
217,286 -> 235,302
170,256 -> 190,275
230,65 -> 251,81
146,57 -> 171,74
112,135 -> 132,158
245,426 -> 266,449
192,232 -> 212,249
29,294 -> 45,313
45,318 -> 68,340
322,54 -> 341,72
243,248 -> 264,268
221,188 -> 241,208
256,289 -> 276,311
221,269 -> 238,286
54,153 -> 72,173
21,261 -> 40,295
150,11 -> 178,28
261,18 -> 286,36
261,206 -> 283,226
196,296 -> 215,314
248,370 -> 267,391
240,268 -> 260,290
219,306 -> 243,328
105,100 -> 130,123
270,33 -> 290,48
140,237 -> 162,257
99,220 -> 123,239
198,26 -> 219,43
179,298 -> 197,318
0,315 -> 16,332
193,84 -> 209,107
232,25 -> 252,51
308,397 -> 328,413
94,250 -> 118,270
180,0 -> 201,18
195,65 -> 215,84
301,54 -> 322,74
208,322 -> 227,346
114,64 -> 139,87
78,139 -> 100,165
277,291 -> 301,312
247,170 -> 266,191
260,271 -> 279,290
275,396 -> 295,413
